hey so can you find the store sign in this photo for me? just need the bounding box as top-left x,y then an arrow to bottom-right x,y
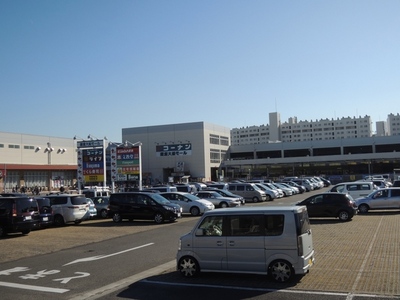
156,143 -> 192,157
110,146 -> 140,181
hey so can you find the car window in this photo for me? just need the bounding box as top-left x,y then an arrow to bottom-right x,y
265,215 -> 284,236
230,215 -> 263,236
391,189 -> 400,197
197,215 -> 223,236
71,196 -> 87,205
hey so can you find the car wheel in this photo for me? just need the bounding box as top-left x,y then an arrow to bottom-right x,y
53,215 -> 65,227
252,197 -> 259,203
112,213 -> 122,223
219,202 -> 228,208
100,209 -> 108,219
178,256 -> 200,277
190,206 -> 200,216
154,213 -> 164,224
338,210 -> 351,222
358,204 -> 369,214
21,229 -> 30,235
269,260 -> 293,282
265,195 -> 271,201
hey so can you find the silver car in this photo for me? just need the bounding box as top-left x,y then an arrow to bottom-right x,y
160,192 -> 215,216
196,191 -> 241,208
355,188 -> 400,213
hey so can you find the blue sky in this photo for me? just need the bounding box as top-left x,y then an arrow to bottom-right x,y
1,0 -> 399,143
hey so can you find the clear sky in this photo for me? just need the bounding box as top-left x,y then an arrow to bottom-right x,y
1,0 -> 399,143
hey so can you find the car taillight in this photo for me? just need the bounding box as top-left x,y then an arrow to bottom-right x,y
297,236 -> 303,256
12,203 -> 17,217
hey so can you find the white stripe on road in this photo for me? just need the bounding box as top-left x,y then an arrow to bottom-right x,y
0,281 -> 69,293
68,260 -> 176,300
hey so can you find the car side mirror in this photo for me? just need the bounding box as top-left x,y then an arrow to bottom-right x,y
195,228 -> 205,236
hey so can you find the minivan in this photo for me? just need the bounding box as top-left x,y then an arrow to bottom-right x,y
0,196 -> 40,237
329,181 -> 377,200
176,206 -> 314,282
108,192 -> 182,224
228,183 -> 267,203
44,194 -> 88,226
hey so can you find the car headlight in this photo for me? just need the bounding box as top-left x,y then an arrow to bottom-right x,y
163,205 -> 174,211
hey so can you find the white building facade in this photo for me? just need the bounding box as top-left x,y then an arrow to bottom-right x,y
122,122 -> 230,184
231,112 -> 373,146
0,132 -> 78,192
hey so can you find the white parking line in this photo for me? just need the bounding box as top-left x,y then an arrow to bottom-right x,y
0,281 -> 69,293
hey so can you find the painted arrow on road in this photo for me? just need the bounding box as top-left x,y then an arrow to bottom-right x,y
63,243 -> 154,266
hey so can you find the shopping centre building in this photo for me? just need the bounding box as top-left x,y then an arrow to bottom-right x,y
1,113 -> 400,191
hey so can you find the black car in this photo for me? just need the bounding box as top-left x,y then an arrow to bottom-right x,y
108,192 -> 182,224
0,196 -> 40,237
296,192 -> 357,222
35,197 -> 54,228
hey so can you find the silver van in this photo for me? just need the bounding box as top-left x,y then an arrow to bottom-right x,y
176,206 -> 315,282
44,194 -> 88,226
228,183 -> 267,203
328,181 -> 377,199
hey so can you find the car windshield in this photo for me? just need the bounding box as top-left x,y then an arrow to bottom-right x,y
151,193 -> 172,205
184,193 -> 201,201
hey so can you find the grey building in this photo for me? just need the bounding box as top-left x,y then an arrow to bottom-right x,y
122,122 -> 230,184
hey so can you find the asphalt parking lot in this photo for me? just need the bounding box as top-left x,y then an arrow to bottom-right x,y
1,191 -> 399,298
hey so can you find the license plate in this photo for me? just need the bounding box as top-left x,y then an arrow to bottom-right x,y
43,217 -> 48,221
25,216 -> 32,220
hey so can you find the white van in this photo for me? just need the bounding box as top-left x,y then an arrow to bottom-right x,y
328,181 -> 377,199
44,194 -> 88,226
176,206 -> 315,282
228,183 -> 267,203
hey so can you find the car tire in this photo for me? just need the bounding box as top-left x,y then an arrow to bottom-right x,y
358,204 -> 369,214
154,213 -> 164,224
269,259 -> 294,282
53,215 -> 65,227
112,213 -> 122,223
21,229 -> 30,235
190,206 -> 200,216
178,256 -> 200,278
265,195 -> 271,201
100,209 -> 108,219
252,197 -> 259,203
338,210 -> 351,222
219,202 -> 228,208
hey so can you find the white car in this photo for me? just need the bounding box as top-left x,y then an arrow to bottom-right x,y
160,192 -> 215,216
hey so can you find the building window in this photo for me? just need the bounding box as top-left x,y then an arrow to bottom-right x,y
210,134 -> 219,145
210,148 -> 221,163
8,144 -> 20,149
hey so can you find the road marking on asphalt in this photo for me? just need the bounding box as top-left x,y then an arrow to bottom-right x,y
0,281 -> 69,293
67,260 -> 176,300
63,243 -> 154,266
346,215 -> 383,300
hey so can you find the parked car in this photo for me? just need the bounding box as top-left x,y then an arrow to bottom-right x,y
272,183 -> 293,197
329,181 -> 377,200
291,179 -> 314,192
44,194 -> 88,226
35,197 -> 54,228
161,192 -> 214,216
296,192 -> 357,222
355,188 -> 400,213
320,177 -> 332,187
262,183 -> 283,198
282,181 -> 306,193
108,192 -> 182,223
195,191 -> 241,208
176,206 -> 315,283
91,196 -> 110,218
85,198 -> 97,219
227,182 -> 267,203
0,196 -> 40,237
252,183 -> 278,201
202,188 -> 245,205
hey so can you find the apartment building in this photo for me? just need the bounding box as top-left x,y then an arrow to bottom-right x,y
231,112 -> 373,146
